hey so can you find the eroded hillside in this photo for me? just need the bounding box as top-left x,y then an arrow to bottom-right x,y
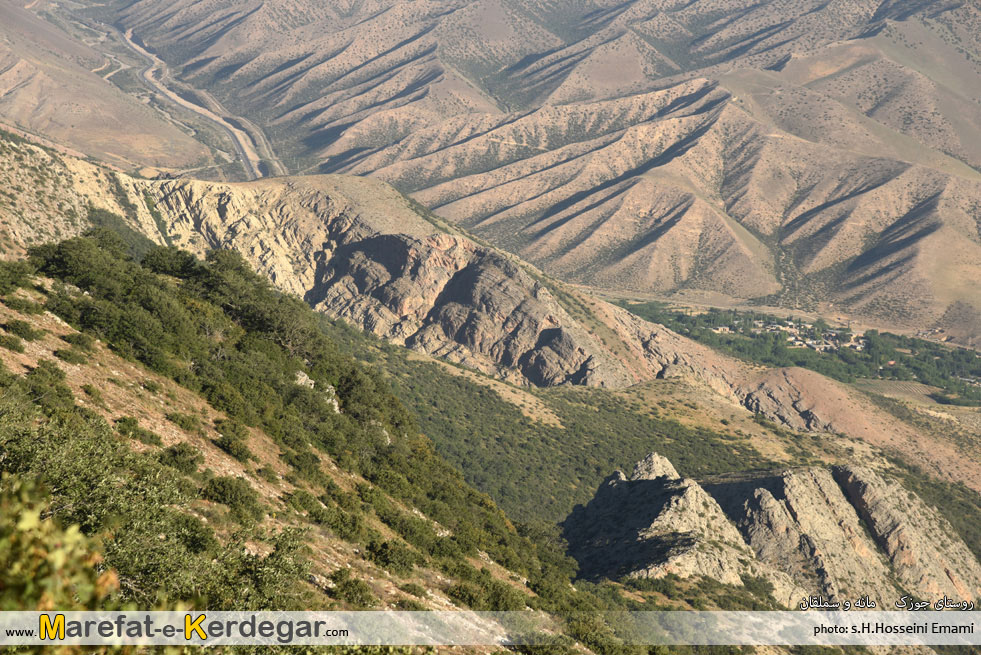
54,0 -> 981,342
2,131 -> 979,504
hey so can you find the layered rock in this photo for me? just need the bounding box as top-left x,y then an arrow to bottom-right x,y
567,453 -> 981,608
562,453 -> 802,603
139,174 -> 641,388
834,467 -> 981,602
704,466 -> 981,605
703,469 -> 899,605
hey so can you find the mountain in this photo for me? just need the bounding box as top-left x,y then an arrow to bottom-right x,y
59,0 -> 981,343
3,129 -> 979,508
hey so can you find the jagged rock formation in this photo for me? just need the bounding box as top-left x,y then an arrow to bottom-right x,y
562,453 -> 803,603
834,466 -> 981,602
137,174 -> 641,387
703,468 -> 900,605
566,453 -> 981,607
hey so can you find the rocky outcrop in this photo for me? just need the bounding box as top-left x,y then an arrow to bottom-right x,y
703,468 -> 900,605
834,466 -> 981,602
703,466 -> 981,605
562,453 -> 802,603
140,175 -> 641,388
567,453 -> 981,607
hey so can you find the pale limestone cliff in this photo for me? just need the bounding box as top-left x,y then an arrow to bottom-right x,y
567,453 -> 981,609
562,453 -> 803,604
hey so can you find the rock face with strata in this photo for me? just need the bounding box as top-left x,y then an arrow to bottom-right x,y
703,468 -> 900,605
562,453 -> 801,602
834,466 -> 981,602
140,174 -> 640,388
566,453 -> 981,608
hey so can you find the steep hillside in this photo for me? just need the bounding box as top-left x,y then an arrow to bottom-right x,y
0,1 -> 214,171
3,131 -> 978,506
57,0 -> 981,341
0,240 -> 565,615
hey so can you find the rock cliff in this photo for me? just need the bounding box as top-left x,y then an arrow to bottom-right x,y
565,453 -> 981,607
562,453 -> 802,603
0,137 -> 958,453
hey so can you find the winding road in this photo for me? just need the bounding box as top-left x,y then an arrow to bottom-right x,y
121,29 -> 283,180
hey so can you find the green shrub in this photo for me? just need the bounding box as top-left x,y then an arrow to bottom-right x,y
216,434 -> 254,462
159,442 -> 203,474
255,467 -> 279,484
4,319 -> 44,341
215,418 -> 248,440
0,260 -> 34,295
170,513 -> 218,554
0,334 -> 24,353
307,504 -> 367,542
2,296 -> 44,315
142,379 -> 161,393
22,360 -> 75,416
54,348 -> 87,365
61,332 -> 95,351
399,582 -> 427,598
80,384 -> 105,407
203,476 -> 263,523
447,582 -> 484,608
165,412 -> 200,434
214,419 -> 253,462
283,449 -> 325,484
329,569 -> 376,608
366,539 -> 418,576
115,416 -> 163,446
0,475 -> 116,612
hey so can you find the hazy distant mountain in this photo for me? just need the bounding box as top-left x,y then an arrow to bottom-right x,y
74,0 -> 981,342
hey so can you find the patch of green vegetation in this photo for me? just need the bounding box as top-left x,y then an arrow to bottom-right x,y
328,568 -> 377,608
62,332 -> 95,351
0,357 -> 312,610
85,211 -> 156,261
366,539 -> 419,576
54,347 -> 87,364
2,296 -> 45,315
203,476 -> 265,524
3,319 -> 44,341
0,261 -> 34,295
80,384 -> 105,407
165,411 -> 201,434
115,416 -> 163,446
353,346 -> 774,522
29,234 -> 569,581
214,418 -> 254,462
158,442 -> 203,474
0,334 -> 24,353
618,301 -> 981,406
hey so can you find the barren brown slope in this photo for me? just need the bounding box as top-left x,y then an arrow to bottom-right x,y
70,0 -> 981,341
0,0 -> 212,170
